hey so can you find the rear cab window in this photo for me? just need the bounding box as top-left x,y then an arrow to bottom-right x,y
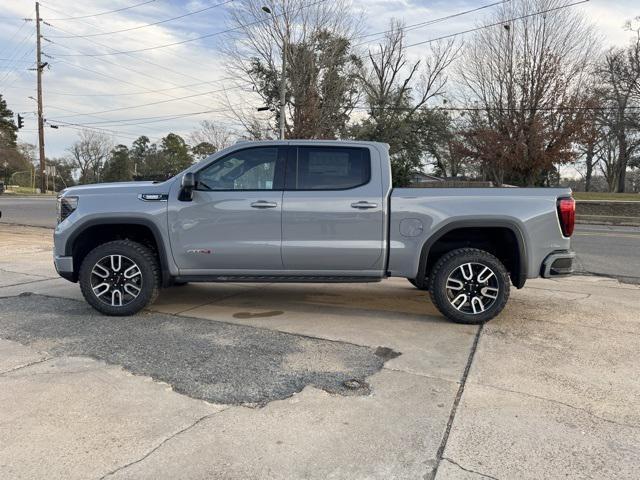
286,146 -> 371,190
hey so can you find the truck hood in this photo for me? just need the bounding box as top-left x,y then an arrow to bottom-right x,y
61,180 -> 173,196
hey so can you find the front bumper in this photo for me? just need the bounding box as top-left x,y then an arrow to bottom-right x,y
54,255 -> 76,282
541,250 -> 575,278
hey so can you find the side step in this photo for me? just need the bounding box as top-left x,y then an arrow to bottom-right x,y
173,275 -> 383,284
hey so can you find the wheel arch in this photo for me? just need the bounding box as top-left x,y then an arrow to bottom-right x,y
65,218 -> 171,286
416,220 -> 528,289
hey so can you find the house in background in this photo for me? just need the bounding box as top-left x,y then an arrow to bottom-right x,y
410,172 -> 444,185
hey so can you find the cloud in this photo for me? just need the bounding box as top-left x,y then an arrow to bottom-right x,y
0,0 -> 635,157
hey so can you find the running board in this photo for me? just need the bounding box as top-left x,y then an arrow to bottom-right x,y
173,275 -> 383,284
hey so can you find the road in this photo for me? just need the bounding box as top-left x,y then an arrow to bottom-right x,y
572,224 -> 640,282
0,196 -> 56,228
1,195 -> 638,282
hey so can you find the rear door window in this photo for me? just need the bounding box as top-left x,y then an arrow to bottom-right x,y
286,147 -> 371,190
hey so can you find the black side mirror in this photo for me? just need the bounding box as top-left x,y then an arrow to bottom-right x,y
179,172 -> 195,201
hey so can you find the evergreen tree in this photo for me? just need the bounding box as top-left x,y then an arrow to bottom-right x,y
102,145 -> 132,182
159,133 -> 193,175
0,94 -> 18,150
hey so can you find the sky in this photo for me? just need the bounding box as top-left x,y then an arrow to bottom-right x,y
0,0 -> 638,159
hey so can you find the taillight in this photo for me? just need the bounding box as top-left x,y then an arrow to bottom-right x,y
557,197 -> 575,237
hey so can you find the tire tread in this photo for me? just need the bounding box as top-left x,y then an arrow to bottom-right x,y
429,247 -> 510,324
79,239 -> 160,316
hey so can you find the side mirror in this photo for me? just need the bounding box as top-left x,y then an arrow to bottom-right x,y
179,172 -> 195,201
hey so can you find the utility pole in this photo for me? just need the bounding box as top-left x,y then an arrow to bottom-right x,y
35,2 -> 46,193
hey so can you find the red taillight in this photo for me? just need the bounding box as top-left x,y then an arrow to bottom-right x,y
557,197 -> 575,237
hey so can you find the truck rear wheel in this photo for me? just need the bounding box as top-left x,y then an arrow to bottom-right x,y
429,248 -> 510,324
79,240 -> 160,316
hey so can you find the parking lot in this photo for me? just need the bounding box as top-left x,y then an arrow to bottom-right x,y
1,224 -> 639,479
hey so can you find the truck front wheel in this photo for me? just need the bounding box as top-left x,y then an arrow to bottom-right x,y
429,248 -> 510,324
79,240 -> 160,316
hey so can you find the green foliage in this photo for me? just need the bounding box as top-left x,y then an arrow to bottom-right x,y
248,30 -> 361,139
102,145 -> 132,182
0,94 -> 18,150
47,157 -> 76,190
351,107 -> 449,186
192,141 -> 216,161
129,134 -> 194,181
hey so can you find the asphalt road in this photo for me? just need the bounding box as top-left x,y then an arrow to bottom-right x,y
0,294 -> 388,405
571,224 -> 640,282
1,195 -> 638,282
0,196 -> 56,228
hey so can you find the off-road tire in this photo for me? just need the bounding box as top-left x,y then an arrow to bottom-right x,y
429,248 -> 510,324
79,240 -> 160,316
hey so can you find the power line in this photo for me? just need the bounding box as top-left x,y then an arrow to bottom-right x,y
0,16 -> 32,59
46,0 -> 234,38
0,32 -> 36,86
42,103 -> 174,136
31,0 -> 594,134
2,79 -> 242,97
47,120 -> 142,141
39,0 -> 156,21
36,1 -> 224,70
49,84 -> 248,119
47,104 -> 252,127
46,37 -> 249,111
50,0 -> 329,57
42,19 -> 247,97
354,0 -> 510,46
403,0 -> 590,50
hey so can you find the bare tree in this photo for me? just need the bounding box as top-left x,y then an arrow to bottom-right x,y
189,120 -> 234,152
67,129 -> 112,184
351,20 -> 459,185
360,20 -> 457,119
596,21 -> 640,192
222,0 -> 362,138
458,0 -> 598,186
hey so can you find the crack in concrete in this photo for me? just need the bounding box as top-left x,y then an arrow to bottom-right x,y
574,271 -> 640,286
474,382 -> 640,430
0,357 -> 52,376
442,457 -> 500,480
0,267 -> 55,279
426,324 -> 484,480
521,317 -> 640,337
0,277 -> 59,288
524,286 -> 593,299
99,408 -> 230,479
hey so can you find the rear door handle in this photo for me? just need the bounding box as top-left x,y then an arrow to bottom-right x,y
250,200 -> 278,209
351,201 -> 378,209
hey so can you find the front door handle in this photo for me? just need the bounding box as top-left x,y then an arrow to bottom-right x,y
250,200 -> 278,209
351,201 -> 378,209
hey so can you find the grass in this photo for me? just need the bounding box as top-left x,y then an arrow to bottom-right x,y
573,192 -> 640,201
2,186 -> 57,196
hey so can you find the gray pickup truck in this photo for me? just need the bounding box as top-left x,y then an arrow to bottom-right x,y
54,140 -> 575,323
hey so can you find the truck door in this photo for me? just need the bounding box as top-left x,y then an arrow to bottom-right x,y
281,145 -> 385,272
168,146 -> 286,273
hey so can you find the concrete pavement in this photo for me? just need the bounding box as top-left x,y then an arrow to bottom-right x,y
0,225 -> 639,479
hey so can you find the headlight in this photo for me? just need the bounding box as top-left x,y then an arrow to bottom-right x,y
57,196 -> 78,224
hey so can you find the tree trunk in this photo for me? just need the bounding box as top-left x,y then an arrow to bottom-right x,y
616,133 -> 628,193
585,146 -> 594,192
